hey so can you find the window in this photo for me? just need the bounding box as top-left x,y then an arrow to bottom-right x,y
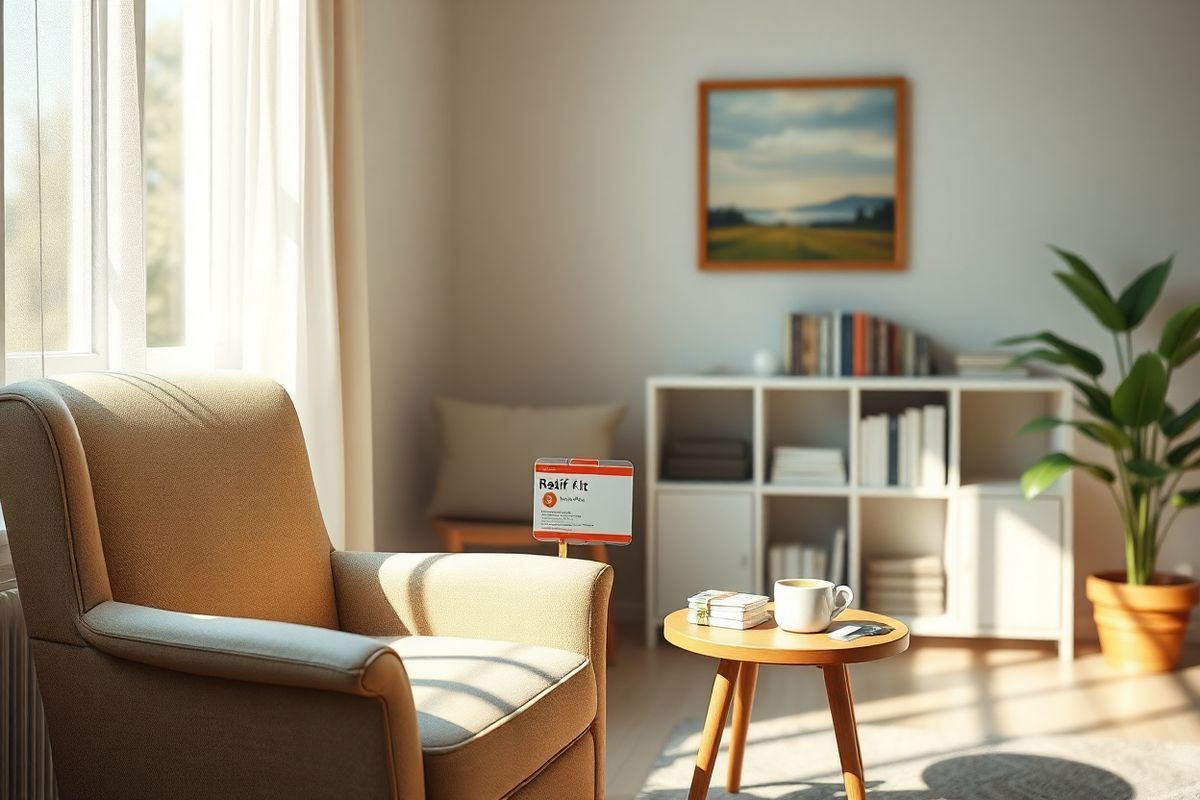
3,0 -> 100,380
2,0 -> 190,381
144,0 -> 184,349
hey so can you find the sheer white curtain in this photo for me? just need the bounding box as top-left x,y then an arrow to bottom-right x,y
172,0 -> 373,550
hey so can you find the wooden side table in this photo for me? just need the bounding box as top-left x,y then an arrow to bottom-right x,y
434,518 -> 619,663
663,606 -> 909,800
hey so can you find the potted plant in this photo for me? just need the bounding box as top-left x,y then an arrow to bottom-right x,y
1003,247 -> 1200,673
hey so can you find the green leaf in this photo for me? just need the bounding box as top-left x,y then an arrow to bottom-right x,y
1111,353 -> 1168,426
1008,349 -> 1070,370
1158,302 -> 1200,361
1167,435 -> 1200,467
1070,379 -> 1115,422
1163,398 -> 1200,439
1170,489 -> 1200,508
1055,271 -> 1128,331
1116,257 -> 1172,329
1077,421 -> 1134,450
1021,452 -> 1115,499
1125,458 -> 1170,483
1018,416 -> 1132,450
997,331 -> 1104,376
1050,246 -> 1113,299
1171,337 -> 1200,368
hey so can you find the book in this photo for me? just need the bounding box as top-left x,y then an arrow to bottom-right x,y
920,405 -> 946,487
801,316 -> 820,375
853,313 -> 868,376
686,610 -> 771,629
687,590 -> 769,614
869,589 -> 945,616
867,555 -> 944,577
829,527 -> 847,584
664,457 -> 749,481
818,315 -> 831,376
887,415 -> 899,486
866,574 -> 945,592
840,313 -> 854,377
905,407 -> 922,487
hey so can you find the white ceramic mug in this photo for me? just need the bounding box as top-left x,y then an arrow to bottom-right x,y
774,579 -> 854,633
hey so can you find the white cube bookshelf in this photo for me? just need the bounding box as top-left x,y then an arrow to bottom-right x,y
645,375 -> 1075,664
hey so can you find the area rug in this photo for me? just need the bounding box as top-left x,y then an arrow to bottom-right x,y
637,717 -> 1200,799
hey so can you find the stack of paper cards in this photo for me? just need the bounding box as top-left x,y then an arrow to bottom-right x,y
686,590 -> 770,630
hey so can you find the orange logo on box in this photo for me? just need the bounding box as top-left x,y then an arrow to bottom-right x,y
542,492 -> 558,508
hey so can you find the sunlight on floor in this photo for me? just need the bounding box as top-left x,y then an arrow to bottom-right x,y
606,627 -> 1200,800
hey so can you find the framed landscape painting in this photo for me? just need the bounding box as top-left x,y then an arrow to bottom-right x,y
699,77 -> 907,270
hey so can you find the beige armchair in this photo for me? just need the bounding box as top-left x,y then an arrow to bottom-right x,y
0,372 -> 611,800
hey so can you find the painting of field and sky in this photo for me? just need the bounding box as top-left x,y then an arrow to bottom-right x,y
700,78 -> 906,270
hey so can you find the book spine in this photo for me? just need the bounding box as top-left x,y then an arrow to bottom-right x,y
916,334 -> 931,376
802,316 -> 818,375
841,313 -> 854,377
886,323 -> 896,376
853,313 -> 867,376
818,315 -> 830,376
887,414 -> 899,486
784,314 -> 794,377
874,318 -> 887,376
791,314 -> 803,375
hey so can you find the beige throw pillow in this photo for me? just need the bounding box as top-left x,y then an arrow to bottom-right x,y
428,397 -> 626,522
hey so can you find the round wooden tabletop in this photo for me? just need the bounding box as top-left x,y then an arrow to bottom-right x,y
664,605 -> 910,665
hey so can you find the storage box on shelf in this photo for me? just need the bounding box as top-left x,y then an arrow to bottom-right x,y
645,374 -> 1074,664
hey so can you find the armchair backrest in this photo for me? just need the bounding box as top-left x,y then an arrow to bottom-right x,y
0,372 -> 339,642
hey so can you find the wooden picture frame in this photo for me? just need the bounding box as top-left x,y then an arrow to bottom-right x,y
699,76 -> 908,271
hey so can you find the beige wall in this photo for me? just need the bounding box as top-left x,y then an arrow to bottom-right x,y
362,0 -> 452,552
444,0 -> 1200,626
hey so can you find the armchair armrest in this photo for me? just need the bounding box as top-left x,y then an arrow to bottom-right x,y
76,601 -> 425,798
331,552 -> 613,662
77,600 -> 406,696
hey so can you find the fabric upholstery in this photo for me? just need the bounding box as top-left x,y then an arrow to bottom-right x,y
386,635 -> 596,800
80,601 -> 406,695
32,638 -> 422,800
510,731 -> 596,800
0,383 -> 113,644
332,550 -> 612,796
47,372 -> 337,627
427,397 -> 625,521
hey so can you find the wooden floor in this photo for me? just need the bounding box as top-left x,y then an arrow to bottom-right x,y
605,628 -> 1200,800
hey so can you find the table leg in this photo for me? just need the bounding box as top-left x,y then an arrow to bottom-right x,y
725,662 -> 759,793
688,659 -> 739,800
822,664 -> 865,800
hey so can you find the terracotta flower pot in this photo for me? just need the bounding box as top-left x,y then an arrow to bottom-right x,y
1086,571 -> 1200,674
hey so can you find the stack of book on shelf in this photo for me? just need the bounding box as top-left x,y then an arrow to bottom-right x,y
770,446 -> 846,485
663,438 -> 750,481
955,352 -> 1029,378
687,590 -> 770,630
784,311 -> 934,377
767,528 -> 847,587
859,405 -> 946,487
866,555 -> 945,617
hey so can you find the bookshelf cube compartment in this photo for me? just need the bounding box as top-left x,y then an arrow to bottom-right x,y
764,496 -> 850,592
859,497 -> 950,617
960,390 -> 1057,485
858,389 -> 950,489
764,389 -> 850,488
657,388 -> 754,483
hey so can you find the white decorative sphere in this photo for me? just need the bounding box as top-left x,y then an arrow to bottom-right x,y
752,350 -> 779,376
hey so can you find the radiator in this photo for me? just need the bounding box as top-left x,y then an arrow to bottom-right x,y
1,587 -> 58,800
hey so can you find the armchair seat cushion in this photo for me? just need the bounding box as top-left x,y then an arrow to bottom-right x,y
382,635 -> 597,800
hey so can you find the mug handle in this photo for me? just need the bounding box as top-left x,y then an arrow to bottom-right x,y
832,585 -> 854,619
